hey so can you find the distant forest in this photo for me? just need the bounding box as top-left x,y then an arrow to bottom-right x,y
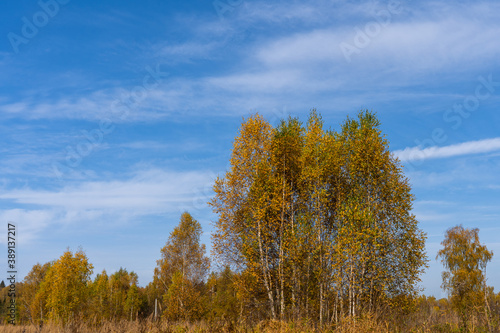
2,111 -> 498,332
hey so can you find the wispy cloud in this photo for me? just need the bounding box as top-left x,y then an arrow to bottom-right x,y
208,69 -> 302,92
156,41 -> 224,63
394,137 -> 500,162
0,167 -> 219,250
257,17 -> 500,72
0,168 -> 214,213
0,209 -> 54,245
119,140 -> 206,151
238,0 -> 384,26
238,1 -> 325,24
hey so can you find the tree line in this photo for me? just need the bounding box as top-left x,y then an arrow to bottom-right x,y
1,110 -> 497,331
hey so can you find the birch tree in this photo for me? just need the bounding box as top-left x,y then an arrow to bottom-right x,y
437,225 -> 493,330
211,114 -> 280,319
154,212 -> 210,320
38,249 -> 93,324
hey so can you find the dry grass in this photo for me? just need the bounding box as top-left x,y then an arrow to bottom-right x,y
0,320 -> 236,333
0,314 -> 495,333
0,317 -> 390,333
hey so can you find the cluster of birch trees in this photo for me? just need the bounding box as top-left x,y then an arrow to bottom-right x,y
210,110 -> 428,323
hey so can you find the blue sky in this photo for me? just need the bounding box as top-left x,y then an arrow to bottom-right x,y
1,0 -> 499,297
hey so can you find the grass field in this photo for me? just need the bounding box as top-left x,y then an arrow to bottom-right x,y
0,318 -> 391,333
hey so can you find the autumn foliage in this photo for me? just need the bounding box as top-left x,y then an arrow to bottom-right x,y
437,225 -> 494,331
1,111 -> 498,332
210,110 -> 428,323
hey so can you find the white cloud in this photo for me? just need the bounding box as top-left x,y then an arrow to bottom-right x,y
394,137 -> 500,162
158,41 -> 223,61
239,1 -> 322,24
1,102 -> 28,114
0,168 -> 215,214
208,69 -> 302,92
0,168 -> 219,250
256,29 -> 344,66
0,209 -> 54,245
238,0 -> 381,26
119,140 -> 206,151
257,17 -> 500,71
